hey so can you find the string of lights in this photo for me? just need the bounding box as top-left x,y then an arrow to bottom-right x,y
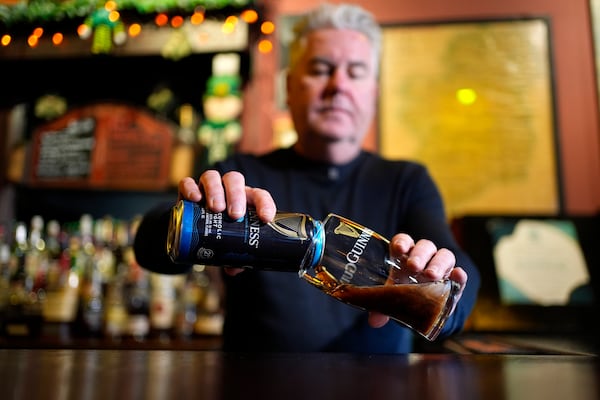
0,0 -> 275,56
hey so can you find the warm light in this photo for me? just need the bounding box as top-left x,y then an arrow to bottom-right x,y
190,11 -> 205,25
128,23 -> 142,37
258,39 -> 273,53
105,1 -> 117,11
1,34 -> 11,46
261,21 -> 275,35
171,15 -> 184,28
108,10 -> 120,22
27,35 -> 39,47
77,24 -> 88,37
241,9 -> 258,24
155,13 -> 168,26
32,27 -> 44,37
456,88 -> 477,105
222,18 -> 237,34
52,32 -> 63,45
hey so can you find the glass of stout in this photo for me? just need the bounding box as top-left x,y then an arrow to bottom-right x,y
301,214 -> 461,341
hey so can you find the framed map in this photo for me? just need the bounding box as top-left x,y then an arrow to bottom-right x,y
379,18 -> 561,218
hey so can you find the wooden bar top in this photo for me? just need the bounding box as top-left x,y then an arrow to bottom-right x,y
1,349 -> 598,400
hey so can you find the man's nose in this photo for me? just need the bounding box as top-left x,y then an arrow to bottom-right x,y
326,67 -> 350,92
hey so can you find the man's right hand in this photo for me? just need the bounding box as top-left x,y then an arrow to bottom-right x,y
178,170 -> 276,223
178,170 -> 277,276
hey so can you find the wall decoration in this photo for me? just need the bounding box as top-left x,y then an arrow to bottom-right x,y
379,18 -> 561,218
0,0 -> 260,57
29,102 -> 174,190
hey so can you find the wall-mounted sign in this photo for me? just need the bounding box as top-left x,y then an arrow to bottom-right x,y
30,103 -> 175,190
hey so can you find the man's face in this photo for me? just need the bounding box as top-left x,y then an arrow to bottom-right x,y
286,28 -> 378,147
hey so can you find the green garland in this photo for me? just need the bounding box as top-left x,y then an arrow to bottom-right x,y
0,0 -> 254,29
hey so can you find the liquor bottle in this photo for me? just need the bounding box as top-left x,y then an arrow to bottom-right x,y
193,266 -> 224,336
74,214 -> 104,338
40,219 -> 78,339
0,224 -> 11,335
94,216 -> 116,290
166,200 -> 461,341
149,272 -> 179,341
122,217 -> 151,341
3,221 -> 43,337
125,256 -> 151,341
103,220 -> 130,340
174,266 -> 203,338
27,216 -> 46,294
103,265 -> 128,340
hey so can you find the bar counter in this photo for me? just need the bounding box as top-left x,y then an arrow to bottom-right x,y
1,348 -> 598,400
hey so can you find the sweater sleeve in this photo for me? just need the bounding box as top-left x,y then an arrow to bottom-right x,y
133,201 -> 193,275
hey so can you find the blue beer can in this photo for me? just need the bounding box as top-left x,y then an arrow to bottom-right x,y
167,200 -> 324,272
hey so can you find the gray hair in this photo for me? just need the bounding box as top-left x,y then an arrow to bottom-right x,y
288,3 -> 382,72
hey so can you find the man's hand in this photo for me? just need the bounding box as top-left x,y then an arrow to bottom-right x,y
368,233 -> 468,328
178,170 -> 278,277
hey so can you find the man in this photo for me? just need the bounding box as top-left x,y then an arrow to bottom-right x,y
134,3 -> 480,353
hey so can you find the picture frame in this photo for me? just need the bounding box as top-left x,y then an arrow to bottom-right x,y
379,18 -> 562,218
454,214 -> 599,334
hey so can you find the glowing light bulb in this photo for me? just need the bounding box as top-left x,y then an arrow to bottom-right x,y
261,21 -> 275,35
241,10 -> 258,23
1,34 -> 12,46
456,88 -> 477,105
258,39 -> 273,53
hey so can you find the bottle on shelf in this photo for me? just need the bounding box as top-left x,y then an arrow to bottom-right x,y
124,256 -> 151,341
193,266 -> 224,336
73,214 -> 104,338
103,220 -> 130,340
174,265 -> 204,338
40,219 -> 79,339
149,272 -> 180,341
3,221 -> 43,337
103,264 -> 128,340
0,224 -> 11,335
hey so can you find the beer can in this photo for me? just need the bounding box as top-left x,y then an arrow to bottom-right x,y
167,200 -> 324,272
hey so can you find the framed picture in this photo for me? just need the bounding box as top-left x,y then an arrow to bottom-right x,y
454,215 -> 599,333
379,18 -> 561,218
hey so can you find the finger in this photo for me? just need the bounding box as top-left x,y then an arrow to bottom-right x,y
178,177 -> 203,202
246,187 -> 277,222
449,265 -> 468,285
368,312 -> 390,328
200,170 -> 228,212
449,266 -> 468,302
222,171 -> 247,220
390,233 -> 415,255
418,247 -> 456,280
399,238 -> 438,275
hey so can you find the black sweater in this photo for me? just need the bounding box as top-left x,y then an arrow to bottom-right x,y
134,148 -> 480,353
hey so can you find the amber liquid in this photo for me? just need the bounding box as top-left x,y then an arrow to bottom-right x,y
303,265 -> 455,340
